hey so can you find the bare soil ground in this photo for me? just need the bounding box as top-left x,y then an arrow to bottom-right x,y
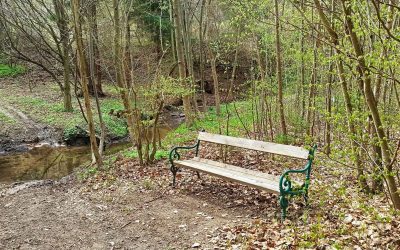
0,144 -> 291,249
0,174 -> 254,249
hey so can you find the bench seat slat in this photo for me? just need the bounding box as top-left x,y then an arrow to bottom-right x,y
174,158 -> 283,194
191,157 -> 282,182
198,132 -> 309,159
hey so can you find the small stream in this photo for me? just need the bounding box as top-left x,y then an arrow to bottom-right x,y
0,126 -> 173,183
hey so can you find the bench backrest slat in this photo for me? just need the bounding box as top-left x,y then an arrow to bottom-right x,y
198,132 -> 309,159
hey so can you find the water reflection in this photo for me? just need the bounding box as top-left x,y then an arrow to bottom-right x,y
0,142 -> 123,183
0,127 -> 171,183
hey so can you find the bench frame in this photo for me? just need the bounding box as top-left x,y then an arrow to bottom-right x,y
169,132 -> 317,220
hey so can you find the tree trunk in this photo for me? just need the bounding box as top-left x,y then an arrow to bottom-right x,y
88,0 -> 106,159
227,26 -> 240,101
169,0 -> 177,62
182,2 -> 193,92
300,0 -> 306,119
182,0 -> 198,114
124,13 -> 133,89
370,0 -> 395,193
199,0 -> 207,111
53,0 -> 73,112
314,0 -> 369,192
274,0 -> 287,137
172,0 -> 193,126
325,46 -> 333,155
306,29 -> 317,136
87,0 -> 104,97
209,50 -> 221,116
71,0 -> 102,167
113,0 -> 144,165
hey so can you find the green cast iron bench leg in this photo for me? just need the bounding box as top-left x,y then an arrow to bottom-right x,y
280,194 -> 289,220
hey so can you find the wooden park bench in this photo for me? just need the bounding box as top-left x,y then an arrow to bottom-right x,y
169,132 -> 317,219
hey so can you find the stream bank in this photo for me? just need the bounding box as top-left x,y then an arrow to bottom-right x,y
0,109 -> 184,183
0,108 -> 184,155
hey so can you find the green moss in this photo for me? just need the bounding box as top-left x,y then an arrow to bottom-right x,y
63,126 -> 85,141
100,98 -> 127,138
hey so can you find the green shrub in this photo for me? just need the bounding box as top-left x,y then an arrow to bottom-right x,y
63,126 -> 86,141
275,133 -> 295,144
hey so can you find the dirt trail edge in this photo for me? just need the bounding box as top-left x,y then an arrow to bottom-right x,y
0,178 -> 249,249
0,102 -> 60,153
0,104 -> 42,129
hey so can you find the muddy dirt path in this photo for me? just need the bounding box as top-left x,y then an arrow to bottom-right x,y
0,178 -> 250,249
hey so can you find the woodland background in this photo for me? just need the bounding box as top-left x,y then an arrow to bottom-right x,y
0,0 -> 400,248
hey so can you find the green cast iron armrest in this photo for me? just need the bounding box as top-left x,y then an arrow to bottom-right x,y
279,162 -> 311,195
169,140 -> 201,186
279,145 -> 317,196
169,140 -> 201,165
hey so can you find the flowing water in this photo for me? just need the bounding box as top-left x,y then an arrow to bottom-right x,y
0,127 -> 172,183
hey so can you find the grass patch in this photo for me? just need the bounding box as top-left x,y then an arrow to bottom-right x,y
0,90 -> 129,140
100,98 -> 127,137
0,111 -> 17,125
56,97 -> 128,139
0,64 -> 25,78
102,84 -> 120,96
163,101 -> 254,148
19,96 -> 48,107
120,101 -> 257,162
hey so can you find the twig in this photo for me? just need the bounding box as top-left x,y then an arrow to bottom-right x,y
388,139 -> 400,168
120,221 -> 132,229
352,139 -> 382,169
232,102 -> 251,138
371,0 -> 400,43
226,203 -> 245,209
322,152 -> 358,170
144,189 -> 168,204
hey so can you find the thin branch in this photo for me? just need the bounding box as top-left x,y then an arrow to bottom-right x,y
371,0 -> 400,43
388,139 -> 400,168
